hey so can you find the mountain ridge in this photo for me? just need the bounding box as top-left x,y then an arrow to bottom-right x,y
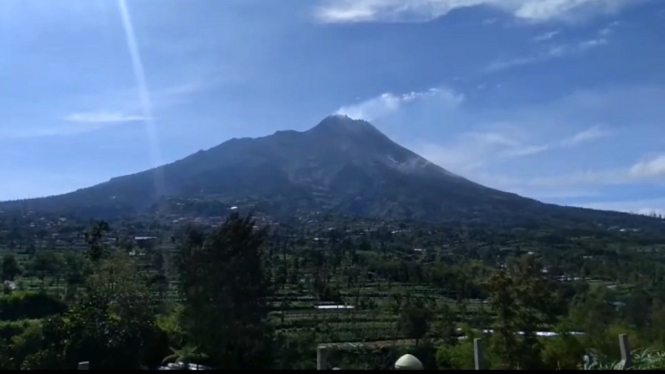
0,115 -> 661,231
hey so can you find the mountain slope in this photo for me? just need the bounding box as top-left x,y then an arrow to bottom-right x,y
0,115 -> 661,229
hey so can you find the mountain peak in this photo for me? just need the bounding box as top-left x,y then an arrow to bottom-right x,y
309,114 -> 380,136
0,115 -> 533,222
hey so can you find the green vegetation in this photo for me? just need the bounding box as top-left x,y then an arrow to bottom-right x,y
0,209 -> 665,369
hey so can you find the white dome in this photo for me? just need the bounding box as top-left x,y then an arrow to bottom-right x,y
394,354 -> 423,370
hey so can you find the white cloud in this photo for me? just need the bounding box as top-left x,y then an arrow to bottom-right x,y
149,77 -> 220,106
335,88 -> 463,121
484,55 -> 546,72
546,37 -> 609,57
527,188 -> 600,200
0,77 -> 214,140
315,0 -> 639,24
577,198 -> 665,216
531,30 -> 560,42
598,20 -> 621,36
457,166 -> 664,212
485,36 -> 609,72
424,123 -> 612,172
64,111 -> 147,123
577,38 -> 609,50
630,155 -> 665,178
466,132 -> 519,147
335,85 -> 664,212
414,127 -> 533,174
370,89 -> 618,175
414,126 -> 602,175
561,125 -> 612,146
483,151 -> 665,193
418,142 -> 487,173
0,122 -> 134,139
0,111 -> 150,139
503,144 -> 551,157
525,169 -> 631,188
471,156 -> 665,197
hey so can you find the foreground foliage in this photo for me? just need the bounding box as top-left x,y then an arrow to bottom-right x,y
0,211 -> 665,369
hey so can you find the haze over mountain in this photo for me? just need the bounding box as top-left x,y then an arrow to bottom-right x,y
0,115 -> 662,229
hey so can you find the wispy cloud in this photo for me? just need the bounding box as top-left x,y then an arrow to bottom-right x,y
465,132 -> 519,147
457,165 -> 663,212
341,87 -> 621,177
0,77 -> 214,140
525,169 -> 631,188
503,144 -> 551,157
63,111 -> 147,123
488,21 -> 620,72
335,84 -> 664,216
561,125 -> 612,147
454,130 -> 550,168
531,30 -> 560,43
576,38 -> 609,50
315,0 -> 639,24
484,56 -> 543,72
630,155 -> 665,178
577,198 -> 665,216
485,36 -> 609,72
598,20 -> 621,36
0,122 -> 131,139
473,156 -> 665,201
415,126 -> 604,175
335,88 -> 463,121
149,78 -> 219,106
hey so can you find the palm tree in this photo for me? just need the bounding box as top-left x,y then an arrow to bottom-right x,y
162,344 -> 208,370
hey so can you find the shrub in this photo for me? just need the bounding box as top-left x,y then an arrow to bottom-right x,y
0,292 -> 66,321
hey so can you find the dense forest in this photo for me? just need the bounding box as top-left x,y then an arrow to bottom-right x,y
1,210 -> 665,369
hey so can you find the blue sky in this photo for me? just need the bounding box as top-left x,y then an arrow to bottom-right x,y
1,0 -> 665,215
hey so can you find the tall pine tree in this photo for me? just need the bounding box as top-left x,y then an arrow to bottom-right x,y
176,213 -> 273,369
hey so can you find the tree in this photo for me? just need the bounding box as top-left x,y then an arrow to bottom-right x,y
85,221 -> 110,262
397,297 -> 433,346
30,252 -> 53,290
432,303 -> 458,345
176,213 -> 273,369
48,253 -> 66,291
27,251 -> 66,290
26,243 -> 36,259
2,254 -> 22,281
540,323 -> 587,370
485,255 -> 559,369
64,252 -> 88,286
22,252 -> 159,370
150,273 -> 169,302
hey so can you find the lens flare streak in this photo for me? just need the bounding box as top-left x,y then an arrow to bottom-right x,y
118,0 -> 165,197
